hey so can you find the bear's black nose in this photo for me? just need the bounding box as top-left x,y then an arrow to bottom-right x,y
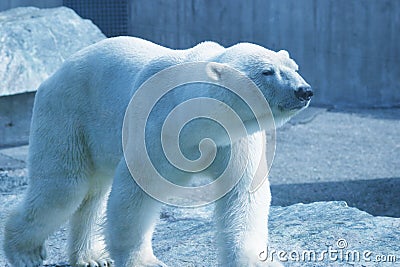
294,86 -> 313,101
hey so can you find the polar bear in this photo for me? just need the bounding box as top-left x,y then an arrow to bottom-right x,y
3,37 -> 312,267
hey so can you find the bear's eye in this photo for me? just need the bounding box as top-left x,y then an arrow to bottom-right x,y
262,68 -> 275,76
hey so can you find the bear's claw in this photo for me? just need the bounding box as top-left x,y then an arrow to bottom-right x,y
75,258 -> 114,267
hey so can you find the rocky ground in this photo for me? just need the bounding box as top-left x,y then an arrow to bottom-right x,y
1,107 -> 399,266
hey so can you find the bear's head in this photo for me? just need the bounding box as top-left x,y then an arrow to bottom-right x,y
215,43 -> 313,127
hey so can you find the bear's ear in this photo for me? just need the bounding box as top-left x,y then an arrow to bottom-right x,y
277,50 -> 290,59
206,62 -> 227,81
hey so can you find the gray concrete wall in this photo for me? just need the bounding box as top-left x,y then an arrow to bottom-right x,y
0,92 -> 35,148
2,1 -> 398,107
0,0 -> 62,11
128,0 -> 400,108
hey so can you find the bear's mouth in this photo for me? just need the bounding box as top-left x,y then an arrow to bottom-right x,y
278,101 -> 309,112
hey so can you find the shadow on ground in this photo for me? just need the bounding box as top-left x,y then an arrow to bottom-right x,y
271,177 -> 400,217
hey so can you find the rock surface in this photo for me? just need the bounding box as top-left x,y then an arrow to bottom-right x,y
0,6 -> 105,96
1,183 -> 398,267
1,107 -> 399,266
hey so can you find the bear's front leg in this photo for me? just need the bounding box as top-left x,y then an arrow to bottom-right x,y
214,132 -> 283,267
214,176 -> 271,266
106,160 -> 166,267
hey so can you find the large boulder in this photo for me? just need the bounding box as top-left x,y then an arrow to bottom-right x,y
0,6 -> 106,96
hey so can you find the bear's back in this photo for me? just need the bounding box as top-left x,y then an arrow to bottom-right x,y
29,37 -> 226,173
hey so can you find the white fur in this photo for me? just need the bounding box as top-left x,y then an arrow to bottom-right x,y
3,37 -> 310,267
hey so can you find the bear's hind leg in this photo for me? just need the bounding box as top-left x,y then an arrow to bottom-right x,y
68,176 -> 114,267
4,177 -> 89,267
106,160 -> 165,267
